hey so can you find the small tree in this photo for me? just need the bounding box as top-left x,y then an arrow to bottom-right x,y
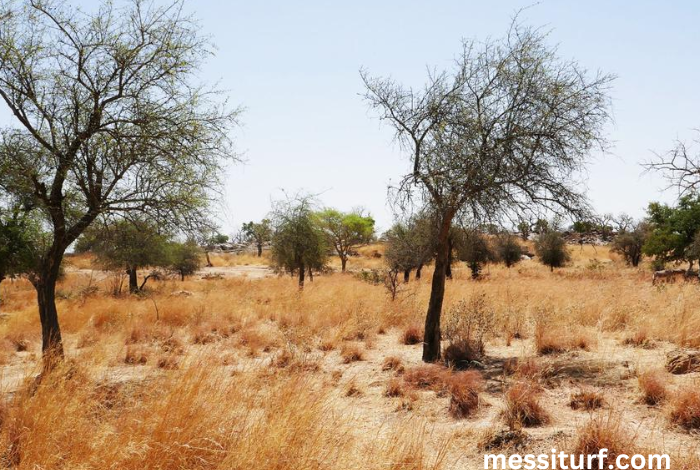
643,196 -> 700,271
87,220 -> 170,293
168,240 -> 203,281
317,209 -> 375,272
384,213 -> 437,281
270,197 -> 327,289
494,234 -> 523,268
456,230 -> 493,279
242,220 -> 273,257
611,223 -> 646,267
516,220 -> 531,241
201,232 -> 229,267
535,231 -> 570,272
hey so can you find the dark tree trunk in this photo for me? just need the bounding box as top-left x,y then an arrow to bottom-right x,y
257,243 -> 263,257
416,263 -> 423,280
422,214 -> 453,363
205,251 -> 213,267
341,257 -> 347,272
180,271 -> 185,281
128,267 -> 138,293
403,269 -> 410,283
0,274 -> 5,316
308,267 -> 313,282
298,262 -> 305,289
34,251 -> 66,368
446,236 -> 453,280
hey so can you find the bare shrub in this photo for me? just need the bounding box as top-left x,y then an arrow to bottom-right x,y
401,324 -> 423,345
446,370 -> 483,418
669,387 -> 700,429
569,389 -> 605,410
637,370 -> 667,405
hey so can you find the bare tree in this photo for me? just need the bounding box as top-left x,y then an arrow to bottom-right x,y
362,22 -> 613,362
0,0 -> 239,366
644,130 -> 700,197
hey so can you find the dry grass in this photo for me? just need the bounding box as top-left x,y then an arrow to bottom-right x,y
573,414 -> 633,469
1,245 -> 698,468
401,324 -> 423,345
669,387 -> 700,429
637,369 -> 668,405
502,381 -> 549,428
569,388 -> 605,410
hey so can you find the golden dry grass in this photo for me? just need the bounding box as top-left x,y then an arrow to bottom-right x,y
1,245 -> 699,468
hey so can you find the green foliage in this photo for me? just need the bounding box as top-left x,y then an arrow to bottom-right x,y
516,220 -> 531,241
611,223 -> 646,267
384,214 -> 437,273
456,230 -> 494,279
270,197 -> 327,287
643,195 -> 700,266
168,240 -> 203,281
317,208 -> 375,271
534,231 -> 570,271
494,234 -> 523,268
210,233 -> 229,245
86,219 -> 171,273
572,220 -> 595,234
0,207 -> 41,280
242,219 -> 272,256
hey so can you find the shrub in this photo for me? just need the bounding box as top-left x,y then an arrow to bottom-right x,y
503,381 -> 549,428
494,234 -> 523,268
443,340 -> 481,370
340,343 -> 365,363
401,324 -> 423,345
534,231 -> 570,271
623,329 -> 654,348
569,389 -> 605,410
669,387 -> 700,429
443,294 -> 494,357
446,370 -> 483,418
637,370 -> 667,405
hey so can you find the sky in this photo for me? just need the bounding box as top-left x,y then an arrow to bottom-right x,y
4,1 -> 700,235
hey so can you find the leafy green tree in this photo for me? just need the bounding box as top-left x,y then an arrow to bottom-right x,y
516,220 -> 531,241
0,207 -> 41,313
611,222 -> 646,267
494,234 -> 523,268
535,231 -> 570,272
455,230 -> 493,279
168,240 -> 203,281
643,196 -> 700,271
317,209 -> 375,272
87,220 -> 171,294
270,197 -> 327,289
242,220 -> 273,257
0,0 -> 238,363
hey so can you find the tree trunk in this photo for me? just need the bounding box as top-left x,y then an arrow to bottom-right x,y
416,264 -> 423,280
34,255 -> 65,369
308,267 -> 313,282
205,251 -> 213,267
0,274 -> 4,316
403,269 -> 410,283
257,243 -> 263,257
446,236 -> 453,279
298,262 -> 305,289
128,267 -> 138,293
341,256 -> 347,272
180,271 -> 185,281
422,214 -> 453,363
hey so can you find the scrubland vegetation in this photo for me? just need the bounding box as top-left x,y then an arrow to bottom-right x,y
0,246 -> 698,468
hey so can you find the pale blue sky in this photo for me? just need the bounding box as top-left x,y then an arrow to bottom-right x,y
5,1 -> 700,233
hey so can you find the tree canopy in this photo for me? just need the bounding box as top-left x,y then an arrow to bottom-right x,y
317,209 -> 375,272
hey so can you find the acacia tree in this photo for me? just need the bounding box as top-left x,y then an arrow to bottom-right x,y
270,196 -> 327,289
494,233 -> 523,268
0,0 -> 238,364
363,23 -> 613,361
384,212 -> 437,281
455,229 -> 493,279
535,230 -> 570,271
86,219 -> 171,293
168,239 -> 202,281
317,208 -> 375,272
242,219 -> 272,257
